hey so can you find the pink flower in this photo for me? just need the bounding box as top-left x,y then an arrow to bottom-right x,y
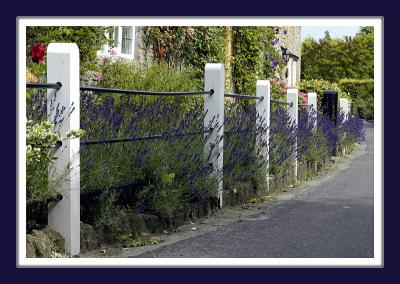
186,27 -> 195,36
299,92 -> 308,104
101,55 -> 110,65
110,48 -> 119,56
96,73 -> 104,81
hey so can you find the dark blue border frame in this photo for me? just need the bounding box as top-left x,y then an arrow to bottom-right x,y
3,0 -> 395,281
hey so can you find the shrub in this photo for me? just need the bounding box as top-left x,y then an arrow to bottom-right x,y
339,78 -> 374,120
298,79 -> 351,108
97,59 -> 202,109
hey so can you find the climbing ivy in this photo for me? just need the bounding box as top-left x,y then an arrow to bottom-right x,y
232,27 -> 282,96
142,26 -> 282,95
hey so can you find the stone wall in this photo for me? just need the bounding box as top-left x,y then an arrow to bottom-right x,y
278,26 -> 302,84
134,27 -> 154,67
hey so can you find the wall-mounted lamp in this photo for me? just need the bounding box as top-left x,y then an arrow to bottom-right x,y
282,47 -> 290,63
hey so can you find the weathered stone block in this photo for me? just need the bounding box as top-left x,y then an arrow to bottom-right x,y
80,222 -> 98,250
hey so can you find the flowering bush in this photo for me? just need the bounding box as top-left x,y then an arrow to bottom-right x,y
80,93 -> 219,218
269,108 -> 297,175
268,78 -> 307,104
26,43 -> 47,91
337,112 -> 365,151
297,109 -> 330,163
26,118 -> 84,204
224,102 -> 268,188
298,79 -> 351,108
26,26 -> 110,73
143,26 -> 226,81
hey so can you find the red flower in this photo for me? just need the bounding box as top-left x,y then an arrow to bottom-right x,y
30,43 -> 46,64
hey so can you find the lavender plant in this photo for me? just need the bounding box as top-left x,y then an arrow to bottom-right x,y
269,107 -> 297,176
297,107 -> 331,163
80,92 -> 220,219
336,112 -> 365,152
223,101 -> 268,189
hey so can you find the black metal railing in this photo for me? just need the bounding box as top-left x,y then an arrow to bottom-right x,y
81,130 -> 212,146
26,82 -> 62,90
26,194 -> 63,210
270,99 -> 293,107
80,86 -> 214,96
224,93 -> 264,100
80,180 -> 148,199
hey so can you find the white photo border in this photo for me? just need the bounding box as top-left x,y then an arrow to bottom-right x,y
17,16 -> 383,267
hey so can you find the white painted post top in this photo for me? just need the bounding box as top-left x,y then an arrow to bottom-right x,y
307,92 -> 317,108
47,43 -> 79,55
307,92 -> 318,131
339,98 -> 349,121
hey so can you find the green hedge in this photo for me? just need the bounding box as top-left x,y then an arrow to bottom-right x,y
339,78 -> 374,120
298,79 -> 351,108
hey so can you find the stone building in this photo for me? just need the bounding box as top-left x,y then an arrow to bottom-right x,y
278,26 -> 302,87
97,26 -> 302,88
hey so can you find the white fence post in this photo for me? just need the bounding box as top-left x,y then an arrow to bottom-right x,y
287,88 -> 298,182
339,98 -> 349,121
47,43 -> 80,255
256,80 -> 271,192
204,63 -> 225,208
307,92 -> 318,132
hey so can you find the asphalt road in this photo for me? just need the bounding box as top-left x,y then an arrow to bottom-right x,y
131,121 -> 374,258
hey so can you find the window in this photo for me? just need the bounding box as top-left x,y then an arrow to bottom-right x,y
97,26 -> 136,60
113,27 -> 119,47
121,26 -> 133,55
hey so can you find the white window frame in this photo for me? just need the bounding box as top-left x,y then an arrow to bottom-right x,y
292,59 -> 297,87
287,57 -> 293,87
97,26 -> 136,60
287,56 -> 298,87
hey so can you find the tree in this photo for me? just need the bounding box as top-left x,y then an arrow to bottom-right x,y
301,27 -> 374,82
